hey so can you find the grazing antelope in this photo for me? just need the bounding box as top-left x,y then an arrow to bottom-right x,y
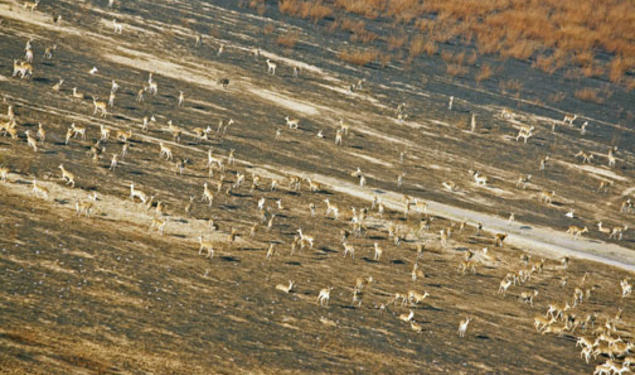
198,236 -> 214,258
534,315 -> 554,332
72,87 -> 84,99
276,281 -> 294,293
399,310 -> 414,323
519,290 -> 538,306
495,233 -> 507,247
563,113 -> 577,125
442,181 -> 457,192
24,0 -> 40,11
75,201 -> 93,217
92,97 -> 108,117
516,174 -> 531,189
458,317 -> 471,337
575,150 -> 594,164
498,277 -> 512,295
515,126 -> 534,143
112,19 -> 123,33
408,290 -> 429,305
70,123 -> 87,140
52,79 -> 63,92
36,122 -> 45,142
471,170 -> 487,186
150,218 -> 166,235
317,287 -> 333,306
24,130 -> 38,152
266,59 -> 277,75
597,221 -> 611,236
159,142 -> 173,160
567,225 -> 588,238
539,190 -> 555,204
129,183 -> 148,203
32,178 -> 48,199
284,116 -> 299,130
58,165 -> 75,187
202,183 -> 214,207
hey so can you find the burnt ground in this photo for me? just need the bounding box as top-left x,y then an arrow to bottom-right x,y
0,0 -> 633,374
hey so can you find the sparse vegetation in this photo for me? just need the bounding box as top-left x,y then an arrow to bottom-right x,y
338,48 -> 379,66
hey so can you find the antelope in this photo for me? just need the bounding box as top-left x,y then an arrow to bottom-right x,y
471,170 -> 487,186
75,201 -> 93,217
339,119 -> 350,135
12,60 -> 32,79
25,130 -> 38,152
567,225 -> 588,238
458,317 -> 471,337
52,79 -> 63,92
324,199 -> 339,219
147,73 -> 158,95
470,113 -> 476,132
539,190 -> 554,204
495,233 -> 507,247
68,124 -> 86,141
24,0 -> 40,11
399,310 -> 414,323
563,113 -> 577,125
276,281 -> 294,293
539,155 -> 549,170
32,179 -> 48,199
58,165 -> 75,187
266,59 -> 277,75
284,116 -> 299,130
202,183 -> 213,206
36,123 -> 46,142
408,290 -> 429,305
98,124 -> 111,142
498,277 -> 512,295
92,97 -> 108,117
129,183 -> 148,203
519,290 -> 538,306
297,228 -> 314,249
108,92 -> 115,107
373,242 -> 383,261
501,108 -> 513,119
534,316 -> 554,332
150,218 -> 166,235
448,96 -> 454,110
597,222 -> 611,236
515,126 -> 534,143
343,242 -> 355,259
607,148 -> 616,168
89,66 -> 98,75
112,19 -> 123,34
72,87 -> 84,99
621,279 -> 632,298
317,287 -> 333,306
458,259 -> 477,274
159,142 -> 173,160
111,80 -> 119,93
137,88 -> 145,102
580,121 -> 588,135
24,48 -> 33,63
0,166 -> 8,182
576,336 -> 594,350
177,91 -> 184,107
265,243 -> 275,259
116,129 -> 132,143
198,236 -> 214,258
575,150 -> 594,163
44,43 -> 57,58
546,302 -> 570,320
442,181 -> 457,192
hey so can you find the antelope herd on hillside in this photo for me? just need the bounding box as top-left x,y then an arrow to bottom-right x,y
0,2 -> 632,374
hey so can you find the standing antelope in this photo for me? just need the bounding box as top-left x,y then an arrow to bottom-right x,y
202,183 -> 214,206
58,165 -> 75,187
276,281 -> 294,293
284,116 -> 299,129
563,114 -> 577,125
32,178 -> 48,199
24,0 -> 39,11
567,225 -> 588,238
129,183 -> 148,203
25,130 -> 38,152
92,97 -> 108,117
317,287 -> 333,306
343,242 -> 355,259
112,19 -> 123,34
458,317 -> 471,337
373,242 -> 383,261
198,236 -> 214,258
159,142 -> 173,160
266,59 -> 277,75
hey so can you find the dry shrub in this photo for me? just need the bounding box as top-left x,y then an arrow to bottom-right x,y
574,88 -> 604,104
580,64 -> 604,78
387,34 -> 408,51
334,0 -> 383,19
338,48 -> 379,66
475,63 -> 493,83
548,92 -> 567,103
263,23 -> 275,35
609,56 -> 628,83
502,39 -> 539,60
466,50 -> 478,65
499,79 -> 523,94
408,34 -> 425,59
422,40 -> 438,55
441,50 -> 453,63
446,63 -> 468,77
279,0 -> 332,22
277,31 -> 300,48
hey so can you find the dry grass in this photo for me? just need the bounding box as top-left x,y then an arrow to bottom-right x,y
499,79 -> 523,95
338,48 -> 379,66
446,63 -> 468,77
574,87 -> 605,104
277,31 -> 300,48
387,34 -> 407,51
279,0 -> 333,22
548,91 -> 567,103
475,63 -> 493,83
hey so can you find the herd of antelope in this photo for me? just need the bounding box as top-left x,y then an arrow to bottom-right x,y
0,1 -> 633,374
